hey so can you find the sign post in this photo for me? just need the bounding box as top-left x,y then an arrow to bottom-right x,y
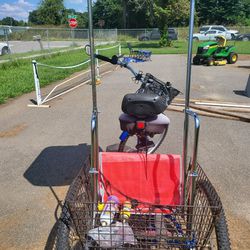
68,15 -> 78,46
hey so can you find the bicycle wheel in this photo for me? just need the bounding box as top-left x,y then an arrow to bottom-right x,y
56,218 -> 82,250
195,181 -> 231,250
118,127 -> 168,154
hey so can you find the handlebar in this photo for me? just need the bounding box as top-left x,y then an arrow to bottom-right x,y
94,53 -> 180,104
94,54 -> 141,80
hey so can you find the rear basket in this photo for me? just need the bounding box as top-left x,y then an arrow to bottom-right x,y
59,153 -> 222,249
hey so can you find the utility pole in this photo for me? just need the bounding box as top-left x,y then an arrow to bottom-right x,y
122,0 -> 127,28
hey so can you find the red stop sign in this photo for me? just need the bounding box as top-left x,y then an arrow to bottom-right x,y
69,18 -> 78,28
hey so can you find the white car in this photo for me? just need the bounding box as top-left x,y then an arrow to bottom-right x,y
199,25 -> 239,39
193,30 -> 231,41
0,42 -> 11,55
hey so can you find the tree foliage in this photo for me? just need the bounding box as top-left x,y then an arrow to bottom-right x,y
28,0 -> 65,25
23,0 -> 250,27
0,17 -> 27,26
196,0 -> 247,25
92,0 -> 123,28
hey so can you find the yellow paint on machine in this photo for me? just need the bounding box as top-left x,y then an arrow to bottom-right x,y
214,60 -> 227,66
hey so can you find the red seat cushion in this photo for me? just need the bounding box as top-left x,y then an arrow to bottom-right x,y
99,152 -> 183,206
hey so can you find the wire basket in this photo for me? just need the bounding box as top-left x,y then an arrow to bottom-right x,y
56,157 -> 223,249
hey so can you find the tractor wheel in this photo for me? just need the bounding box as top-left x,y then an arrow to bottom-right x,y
193,37 -> 199,41
207,58 -> 214,66
193,56 -> 201,65
227,52 -> 238,64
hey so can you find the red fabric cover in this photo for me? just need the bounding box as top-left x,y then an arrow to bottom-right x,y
99,152 -> 183,206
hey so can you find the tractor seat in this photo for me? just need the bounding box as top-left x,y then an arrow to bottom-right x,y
119,113 -> 170,134
225,46 -> 233,51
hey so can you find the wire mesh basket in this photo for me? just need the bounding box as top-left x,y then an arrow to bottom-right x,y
57,156 -> 223,249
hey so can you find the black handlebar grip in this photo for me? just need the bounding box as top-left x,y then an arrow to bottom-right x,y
94,54 -> 113,63
94,54 -> 118,65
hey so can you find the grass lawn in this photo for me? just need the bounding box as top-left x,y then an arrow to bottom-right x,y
122,40 -> 250,54
0,40 -> 249,104
0,45 -> 119,104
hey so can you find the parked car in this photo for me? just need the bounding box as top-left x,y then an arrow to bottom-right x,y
0,42 -> 10,55
193,29 -> 230,41
138,28 -> 178,41
0,26 -> 12,36
199,25 -> 239,40
235,33 -> 250,41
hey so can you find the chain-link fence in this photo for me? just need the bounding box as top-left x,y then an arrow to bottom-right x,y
117,26 -> 250,41
0,25 -> 249,62
0,26 -> 118,62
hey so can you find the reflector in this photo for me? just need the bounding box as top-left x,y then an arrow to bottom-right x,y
136,121 -> 145,129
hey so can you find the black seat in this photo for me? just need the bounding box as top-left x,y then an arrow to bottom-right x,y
121,93 -> 167,118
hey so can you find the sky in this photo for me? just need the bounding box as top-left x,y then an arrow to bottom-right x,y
0,0 -> 88,21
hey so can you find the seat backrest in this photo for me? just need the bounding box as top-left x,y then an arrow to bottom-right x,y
121,93 -> 167,118
99,152 -> 183,206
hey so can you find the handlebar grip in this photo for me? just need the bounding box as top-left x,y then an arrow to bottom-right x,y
94,54 -> 118,65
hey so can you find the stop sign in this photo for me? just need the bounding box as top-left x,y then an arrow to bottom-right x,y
69,18 -> 78,28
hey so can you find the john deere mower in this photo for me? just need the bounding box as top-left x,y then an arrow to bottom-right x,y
193,35 -> 238,66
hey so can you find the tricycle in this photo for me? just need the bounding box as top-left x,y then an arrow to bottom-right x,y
55,0 -> 231,249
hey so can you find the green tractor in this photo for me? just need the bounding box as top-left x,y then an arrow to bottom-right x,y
193,36 -> 238,66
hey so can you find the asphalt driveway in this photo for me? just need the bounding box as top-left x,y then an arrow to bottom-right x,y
0,54 -> 249,249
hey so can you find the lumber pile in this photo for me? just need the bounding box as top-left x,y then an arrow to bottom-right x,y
168,99 -> 250,123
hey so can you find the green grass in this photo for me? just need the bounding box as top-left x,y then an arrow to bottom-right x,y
0,40 -> 249,104
0,44 -> 120,104
122,40 -> 250,54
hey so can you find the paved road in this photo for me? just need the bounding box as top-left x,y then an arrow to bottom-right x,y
8,41 -> 84,54
0,55 -> 249,249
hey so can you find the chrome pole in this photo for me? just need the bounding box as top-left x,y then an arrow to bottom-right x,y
183,0 -> 195,204
87,0 -> 99,204
186,110 -> 200,234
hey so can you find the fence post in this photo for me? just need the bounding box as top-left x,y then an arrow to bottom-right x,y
46,29 -> 50,52
119,44 -> 121,56
32,60 -> 42,106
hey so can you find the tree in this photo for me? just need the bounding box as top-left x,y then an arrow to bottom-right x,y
196,0 -> 247,25
154,0 -> 190,29
126,0 -> 154,28
1,17 -> 19,26
93,0 -> 123,28
153,0 -> 190,46
28,10 -> 43,25
29,0 -> 65,25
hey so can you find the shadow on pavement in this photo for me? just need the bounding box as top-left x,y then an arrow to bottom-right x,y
233,74 -> 250,98
24,143 -> 92,249
24,143 -> 91,187
233,90 -> 248,97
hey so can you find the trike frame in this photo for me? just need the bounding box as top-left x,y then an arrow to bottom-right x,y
55,0 -> 231,249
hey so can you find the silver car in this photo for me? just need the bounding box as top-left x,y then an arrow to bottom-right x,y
193,30 -> 231,41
